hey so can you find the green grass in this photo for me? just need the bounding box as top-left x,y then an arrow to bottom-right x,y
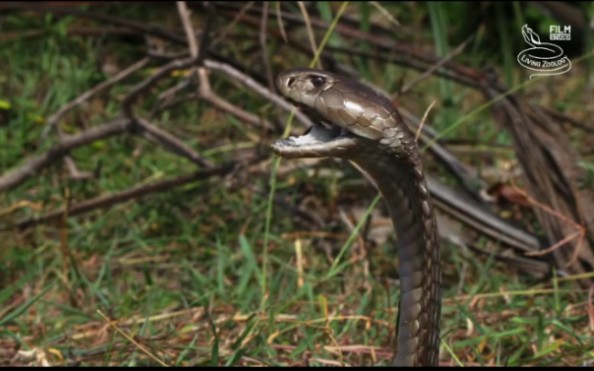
1,2 -> 594,367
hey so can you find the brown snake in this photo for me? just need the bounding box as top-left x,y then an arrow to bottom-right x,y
271,68 -> 441,366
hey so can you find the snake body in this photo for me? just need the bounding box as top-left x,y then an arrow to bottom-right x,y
271,68 -> 441,366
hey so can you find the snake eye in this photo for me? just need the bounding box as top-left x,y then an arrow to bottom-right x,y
310,75 -> 326,88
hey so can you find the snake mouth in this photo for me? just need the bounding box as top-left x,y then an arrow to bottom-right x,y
271,119 -> 357,158
288,120 -> 348,145
271,93 -> 359,158
294,103 -> 348,141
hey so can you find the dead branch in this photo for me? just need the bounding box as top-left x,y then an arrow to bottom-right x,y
0,118 -> 131,192
134,117 -> 213,168
8,164 -> 234,231
122,56 -> 199,120
485,86 -> 594,286
42,57 -> 151,138
203,59 -> 314,129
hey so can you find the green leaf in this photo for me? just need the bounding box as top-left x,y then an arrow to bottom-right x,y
0,281 -> 55,326
0,100 -> 11,110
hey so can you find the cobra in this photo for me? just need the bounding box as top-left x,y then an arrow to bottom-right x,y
271,68 -> 441,366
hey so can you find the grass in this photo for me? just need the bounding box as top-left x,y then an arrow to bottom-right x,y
2,2 -> 594,367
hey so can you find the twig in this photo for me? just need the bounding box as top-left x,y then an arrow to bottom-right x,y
37,57 -> 151,182
426,175 -> 541,253
297,2 -> 319,69
1,56 -> 216,193
96,310 -> 168,367
122,57 -> 198,119
176,1 -> 199,58
203,59 -> 313,128
259,2 -> 274,91
185,6 -> 276,133
516,185 -> 586,265
218,5 -> 483,86
42,57 -> 150,138
369,1 -> 400,26
135,117 -> 213,168
536,104 -> 594,134
525,231 -> 582,260
399,36 -> 472,95
62,156 -> 92,181
416,100 -> 437,143
8,164 -> 234,231
0,119 -> 131,192
200,84 -> 275,131
197,65 -> 276,131
55,124 -> 93,182
275,1 -> 288,43
196,2 -> 214,63
151,79 -> 194,116
211,2 -> 256,47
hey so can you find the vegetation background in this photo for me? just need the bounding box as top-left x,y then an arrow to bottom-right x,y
1,1 -> 593,366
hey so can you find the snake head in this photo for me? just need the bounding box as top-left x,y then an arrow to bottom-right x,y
275,68 -> 335,108
276,68 -> 406,142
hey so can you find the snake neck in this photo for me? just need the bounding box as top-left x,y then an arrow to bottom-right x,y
350,139 -> 442,367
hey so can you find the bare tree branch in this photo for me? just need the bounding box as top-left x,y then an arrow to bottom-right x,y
7,164 -> 235,230
399,36 -> 472,95
203,59 -> 314,129
122,57 -> 199,120
135,117 -> 213,168
176,1 -> 199,58
0,119 -> 131,192
42,57 -> 151,138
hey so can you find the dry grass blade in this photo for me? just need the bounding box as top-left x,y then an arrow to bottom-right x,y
297,1 -> 319,69
96,310 -> 169,367
416,99 -> 437,143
